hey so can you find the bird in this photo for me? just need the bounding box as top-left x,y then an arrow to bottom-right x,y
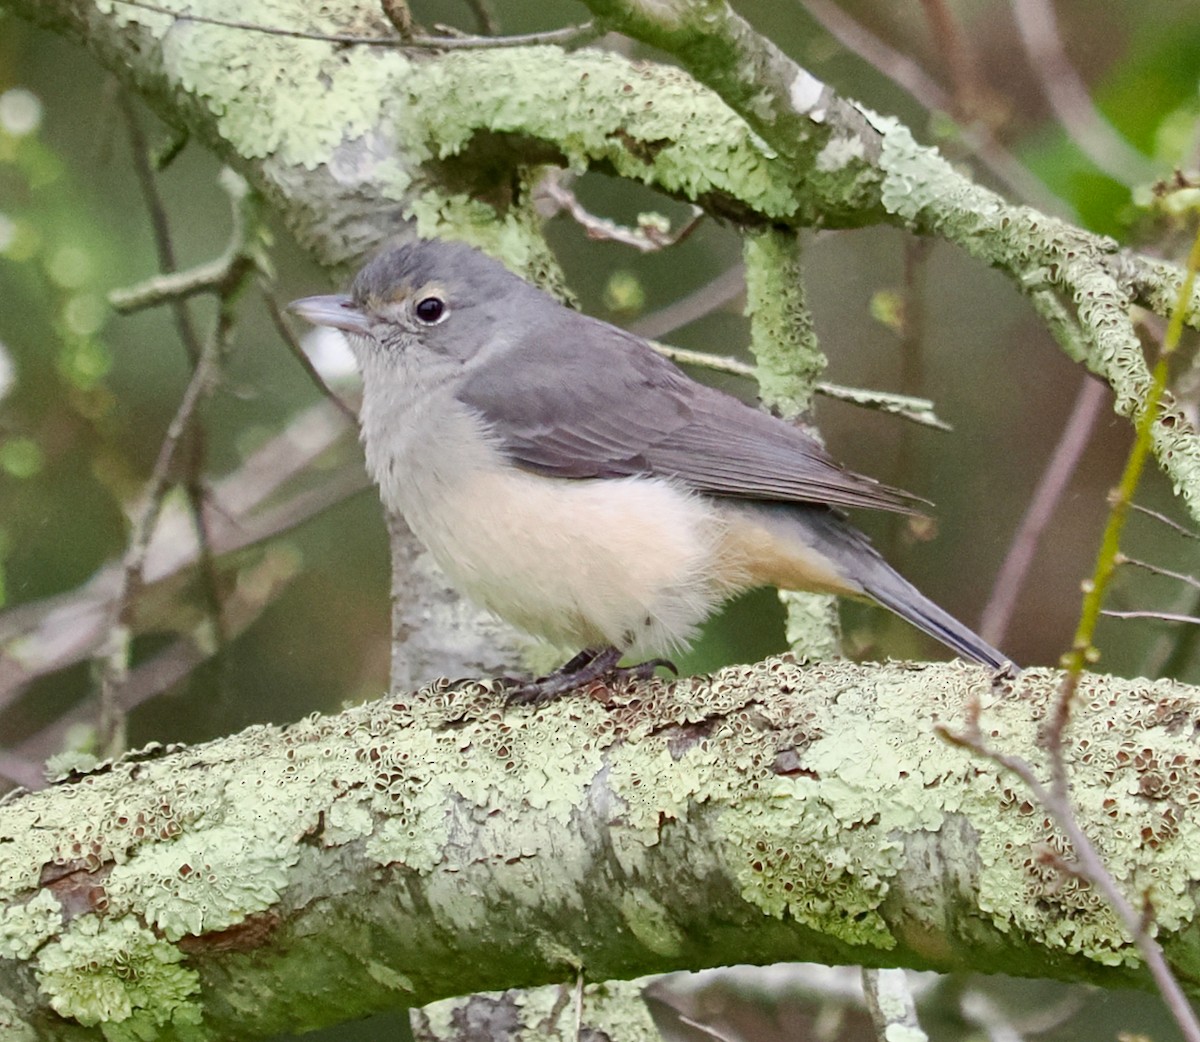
290,238 -> 1012,701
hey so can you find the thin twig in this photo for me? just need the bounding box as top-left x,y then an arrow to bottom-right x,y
182,434 -> 229,655
1140,589 -> 1200,678
651,339 -> 952,429
11,540 -> 331,781
951,226 -> 1200,1042
862,968 -> 927,1042
541,171 -> 705,252
1102,609 -> 1200,625
94,174 -> 263,755
649,342 -> 753,378
1009,0 -> 1156,186
379,0 -> 414,40
262,289 -> 359,422
109,255 -> 251,312
1130,502 -> 1200,540
0,751 -> 46,791
628,263 -> 746,340
1059,227 -> 1200,685
463,0 -> 500,35
0,403 -> 362,713
979,375 -> 1107,646
888,237 -> 931,555
117,89 -> 201,364
110,0 -> 598,49
940,721 -> 1200,1042
814,382 -> 951,431
120,89 -> 229,687
918,0 -> 986,118
798,0 -> 1071,218
1117,553 -> 1200,593
573,969 -> 585,1042
95,314 -> 222,754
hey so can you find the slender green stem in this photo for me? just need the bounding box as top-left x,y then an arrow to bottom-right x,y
1063,224 -> 1200,679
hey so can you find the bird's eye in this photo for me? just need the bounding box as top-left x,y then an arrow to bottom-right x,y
414,296 -> 447,325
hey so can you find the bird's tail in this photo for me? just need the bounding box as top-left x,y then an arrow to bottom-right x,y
778,505 -> 1014,670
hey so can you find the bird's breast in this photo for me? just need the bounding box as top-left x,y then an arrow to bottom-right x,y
363,401 -> 730,652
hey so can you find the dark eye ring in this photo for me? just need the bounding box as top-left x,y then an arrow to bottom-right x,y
414,296 -> 447,324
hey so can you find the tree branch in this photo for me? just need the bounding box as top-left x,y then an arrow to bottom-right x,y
2,660 -> 1199,1037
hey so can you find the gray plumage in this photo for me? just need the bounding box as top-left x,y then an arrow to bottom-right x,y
292,238 -> 1012,688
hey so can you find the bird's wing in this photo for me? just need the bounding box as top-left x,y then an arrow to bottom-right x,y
455,313 -> 924,514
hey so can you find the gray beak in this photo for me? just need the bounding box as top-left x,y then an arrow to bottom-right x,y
288,293 -> 371,335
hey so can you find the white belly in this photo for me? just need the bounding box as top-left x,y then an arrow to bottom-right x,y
359,392 -> 860,658
407,465 -> 732,655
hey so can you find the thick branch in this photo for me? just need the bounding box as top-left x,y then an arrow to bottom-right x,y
2,660 -> 1199,1038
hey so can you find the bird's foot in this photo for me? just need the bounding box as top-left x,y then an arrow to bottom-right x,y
505,646 -> 677,705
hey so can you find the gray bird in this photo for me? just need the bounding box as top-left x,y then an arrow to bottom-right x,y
291,239 -> 1011,701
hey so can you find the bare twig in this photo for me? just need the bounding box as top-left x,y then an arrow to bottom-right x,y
573,969 -> 585,1042
798,0 -> 1070,217
541,171 -> 704,252
1117,553 -> 1200,593
262,289 -> 359,422
120,89 -> 229,699
649,342 -> 753,378
918,0 -> 986,118
0,403 -> 363,714
1140,590 -> 1200,678
117,89 -> 201,364
862,968 -> 927,1042
95,318 -> 222,754
629,260 -> 950,429
463,0 -> 500,36
980,376 -> 1107,646
0,751 -> 45,791
94,172 -> 263,756
1058,226 -> 1200,691
940,719 -> 1200,1042
628,263 -> 746,340
815,382 -> 951,431
887,237 -> 931,554
1102,609 -> 1200,625
110,0 -> 599,49
1129,502 -> 1200,540
379,0 -> 414,40
109,253 -> 255,312
1009,0 -> 1156,186
11,544 -> 317,782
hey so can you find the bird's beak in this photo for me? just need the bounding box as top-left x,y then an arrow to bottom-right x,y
288,293 -> 371,335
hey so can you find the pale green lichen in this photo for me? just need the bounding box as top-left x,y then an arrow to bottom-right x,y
743,228 -> 824,417
364,959 -> 416,995
7,656 -> 1200,1020
0,994 -> 37,1042
408,49 -> 797,218
0,888 -> 62,960
815,134 -> 867,173
355,684 -> 609,884
35,915 -> 201,1032
95,1 -> 800,226
620,889 -> 687,958
781,589 -> 842,661
107,825 -> 297,941
870,111 -> 1002,228
158,3 -> 404,170
405,191 -> 571,297
742,230 -> 842,660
